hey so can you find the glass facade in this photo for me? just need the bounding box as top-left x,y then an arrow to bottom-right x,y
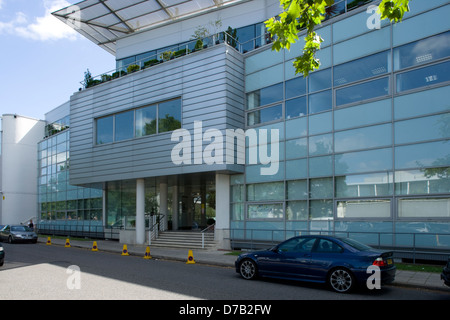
236,4 -> 450,247
38,128 -> 103,235
34,1 -> 449,251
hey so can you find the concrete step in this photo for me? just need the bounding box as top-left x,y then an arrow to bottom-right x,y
150,231 -> 216,249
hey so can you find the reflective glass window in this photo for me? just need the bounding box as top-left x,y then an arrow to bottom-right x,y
336,77 -> 389,106
236,24 -> 255,53
310,177 -> 333,199
395,169 -> 450,195
247,104 -> 282,126
335,148 -> 392,175
247,83 -> 283,110
135,105 -> 157,137
395,141 -> 450,170
309,90 -> 332,114
286,117 -> 307,139
286,159 -> 308,179
286,180 -> 308,200
335,123 -> 392,153
231,203 -> 244,220
334,99 -> 391,131
247,182 -> 284,201
394,86 -> 450,120
334,51 -> 390,87
394,31 -> 450,71
231,185 -> 245,202
248,203 -> 284,219
395,113 -> 450,145
286,201 -> 308,220
158,99 -> 182,133
114,110 -> 134,142
310,200 -> 333,220
285,76 -> 306,99
309,133 -> 333,156
309,111 -> 332,135
336,172 -> 393,198
286,96 -> 307,119
96,115 -> 113,144
309,68 -> 331,93
286,138 -> 307,159
396,61 -> 450,93
309,155 -> 333,177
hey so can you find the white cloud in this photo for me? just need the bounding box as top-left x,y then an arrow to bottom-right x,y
0,0 -> 78,41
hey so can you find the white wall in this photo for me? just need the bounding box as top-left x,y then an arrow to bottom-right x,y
1,114 -> 45,224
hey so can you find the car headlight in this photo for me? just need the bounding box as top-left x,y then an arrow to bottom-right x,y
0,247 -> 4,252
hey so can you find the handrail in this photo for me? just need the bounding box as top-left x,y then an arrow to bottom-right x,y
201,223 -> 215,233
200,223 -> 215,249
148,214 -> 165,245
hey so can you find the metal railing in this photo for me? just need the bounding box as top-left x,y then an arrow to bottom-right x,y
201,223 -> 215,249
148,214 -> 166,245
227,228 -> 450,263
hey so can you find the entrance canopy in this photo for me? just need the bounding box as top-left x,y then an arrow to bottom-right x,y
52,0 -> 247,54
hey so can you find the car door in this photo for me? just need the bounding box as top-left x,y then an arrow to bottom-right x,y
307,238 -> 345,281
260,237 -> 317,279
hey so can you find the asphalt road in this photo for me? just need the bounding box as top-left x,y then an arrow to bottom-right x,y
1,242 -> 449,303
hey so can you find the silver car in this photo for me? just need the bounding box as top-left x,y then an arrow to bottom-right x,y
0,225 -> 38,244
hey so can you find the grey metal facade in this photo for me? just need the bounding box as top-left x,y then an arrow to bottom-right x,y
69,45 -> 245,186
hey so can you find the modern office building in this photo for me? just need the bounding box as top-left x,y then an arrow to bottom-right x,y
30,0 -> 450,254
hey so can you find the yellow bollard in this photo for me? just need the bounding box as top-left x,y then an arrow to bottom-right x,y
92,241 -> 98,252
65,238 -> 71,248
143,246 -> 152,259
46,237 -> 51,245
122,244 -> 129,256
186,250 -> 195,264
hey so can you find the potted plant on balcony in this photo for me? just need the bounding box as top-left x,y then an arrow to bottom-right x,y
160,50 -> 173,62
111,70 -> 126,79
127,64 -> 140,73
143,59 -> 160,68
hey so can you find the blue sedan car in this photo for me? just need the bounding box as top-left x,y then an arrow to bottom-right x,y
235,235 -> 396,293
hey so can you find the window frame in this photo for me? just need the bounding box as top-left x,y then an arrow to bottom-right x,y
94,97 -> 182,145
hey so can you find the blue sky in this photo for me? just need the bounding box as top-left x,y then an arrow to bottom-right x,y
0,0 -> 116,120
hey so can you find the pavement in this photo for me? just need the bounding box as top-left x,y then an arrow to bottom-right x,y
37,236 -> 450,294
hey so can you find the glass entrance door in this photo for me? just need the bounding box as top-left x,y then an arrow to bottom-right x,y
177,173 -> 215,230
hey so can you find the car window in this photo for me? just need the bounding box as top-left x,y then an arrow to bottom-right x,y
314,239 -> 343,253
340,237 -> 372,251
278,237 -> 316,253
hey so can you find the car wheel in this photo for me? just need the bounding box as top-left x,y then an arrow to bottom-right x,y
239,259 -> 258,280
8,236 -> 13,244
328,268 -> 354,293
